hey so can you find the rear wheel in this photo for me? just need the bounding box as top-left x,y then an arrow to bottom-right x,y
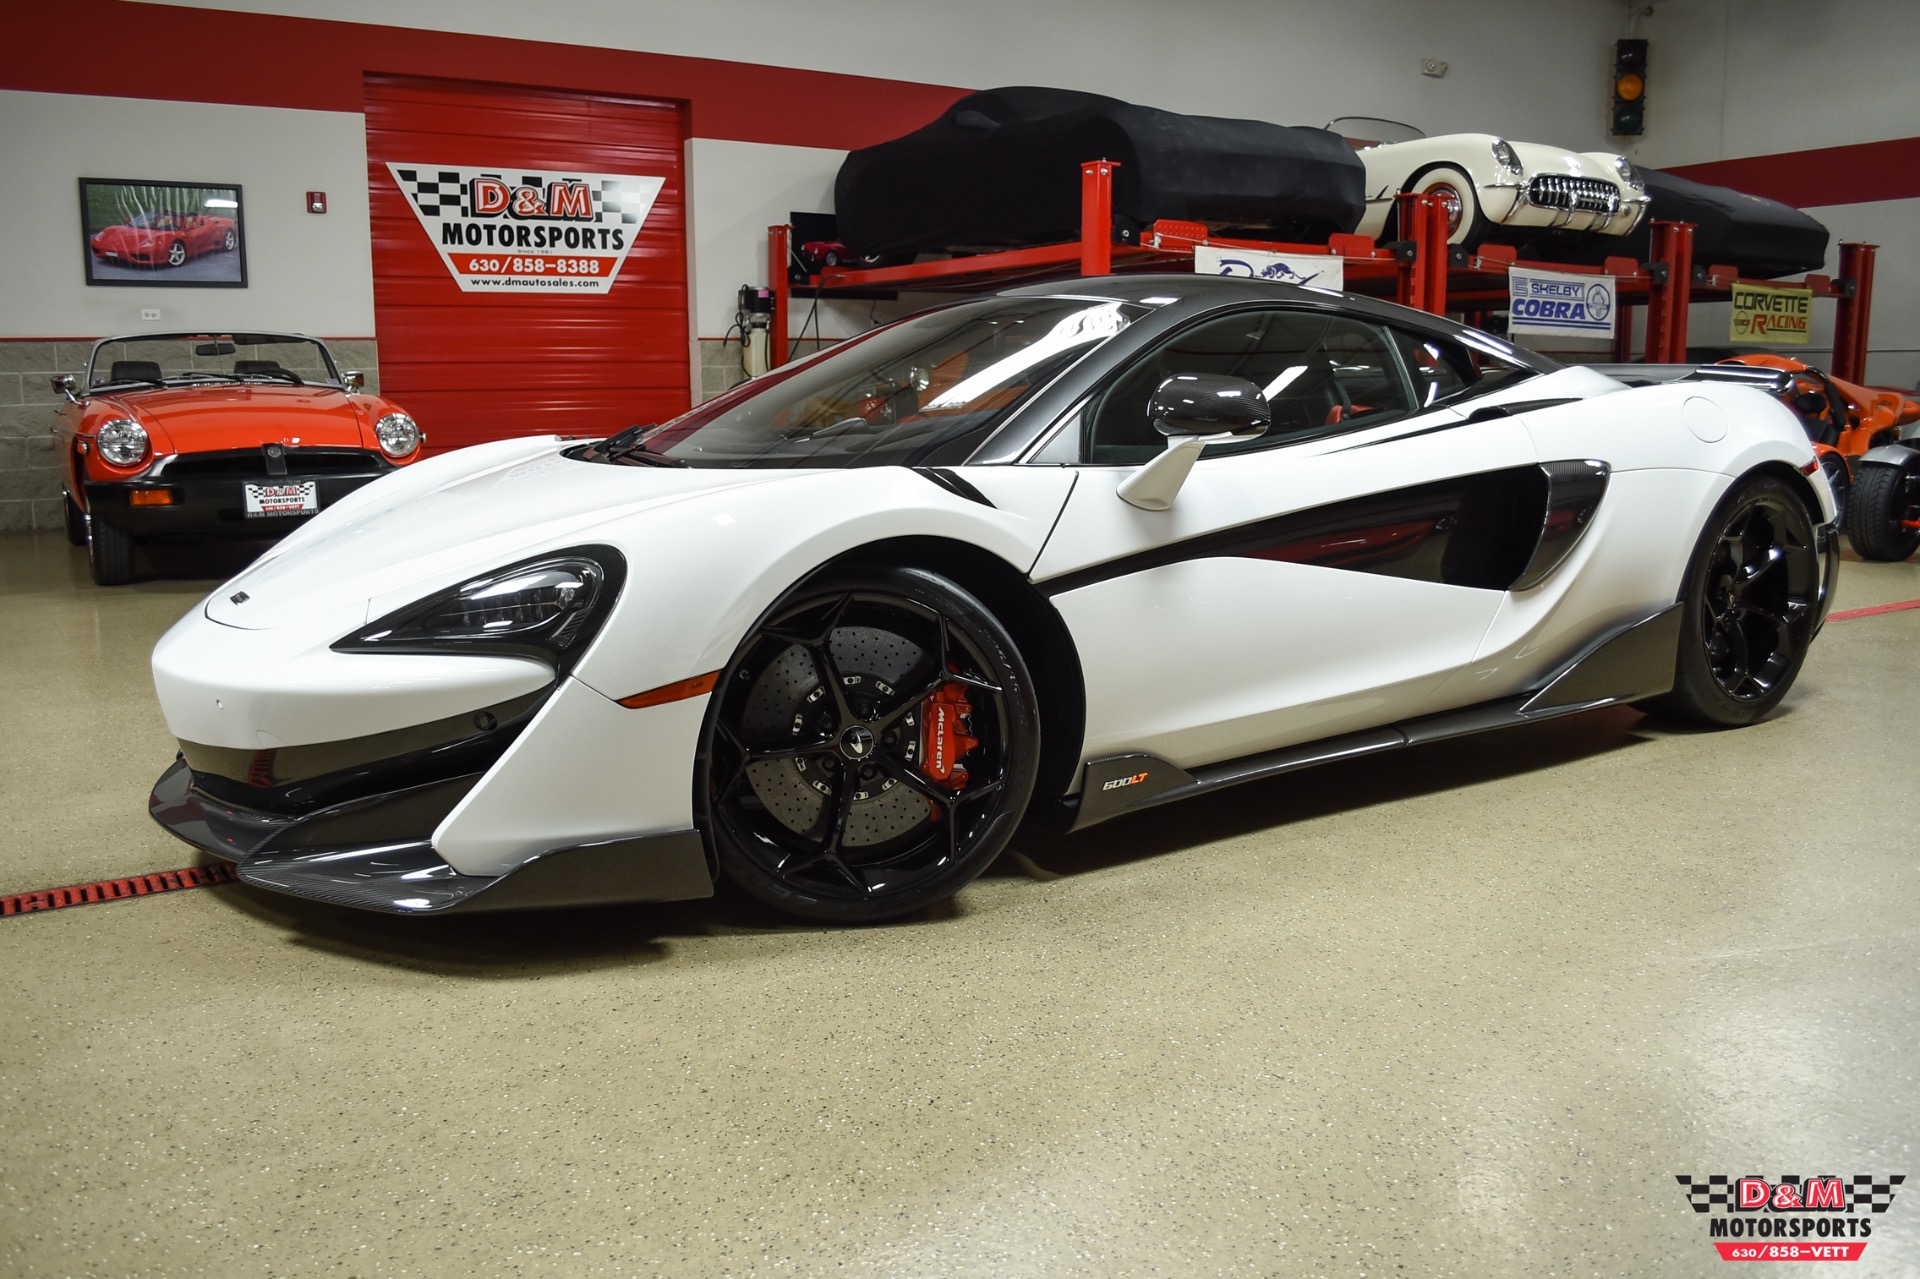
1843,461 -> 1920,561
1642,476 -> 1820,726
86,515 -> 135,586
701,567 -> 1039,923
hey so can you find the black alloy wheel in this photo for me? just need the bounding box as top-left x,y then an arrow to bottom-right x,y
1843,460 -> 1920,562
86,513 -> 136,586
701,567 -> 1039,923
166,240 -> 188,267
1643,476 -> 1820,726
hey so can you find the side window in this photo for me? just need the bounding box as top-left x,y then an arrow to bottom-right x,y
1085,310 -> 1415,464
1398,332 -> 1473,408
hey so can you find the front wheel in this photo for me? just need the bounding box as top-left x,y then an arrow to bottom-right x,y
63,492 -> 88,547
701,567 -> 1040,923
1641,476 -> 1821,726
1400,165 -> 1489,247
166,240 -> 187,267
87,515 -> 136,586
1844,461 -> 1920,561
222,228 -> 236,252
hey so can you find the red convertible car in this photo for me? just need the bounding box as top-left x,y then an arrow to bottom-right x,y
89,212 -> 237,268
53,332 -> 422,584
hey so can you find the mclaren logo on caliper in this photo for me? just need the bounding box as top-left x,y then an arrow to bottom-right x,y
1101,771 -> 1150,792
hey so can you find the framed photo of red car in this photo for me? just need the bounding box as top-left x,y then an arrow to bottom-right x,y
78,178 -> 247,287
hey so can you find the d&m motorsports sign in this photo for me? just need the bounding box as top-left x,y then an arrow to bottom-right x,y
388,163 -> 664,294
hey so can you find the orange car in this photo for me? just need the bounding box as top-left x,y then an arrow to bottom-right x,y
1718,353 -> 1920,560
53,332 -> 422,585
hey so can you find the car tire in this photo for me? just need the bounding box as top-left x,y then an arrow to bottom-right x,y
222,228 -> 236,252
1843,461 -> 1920,561
86,514 -> 136,586
701,566 -> 1040,924
63,492 -> 88,547
166,240 -> 187,267
1400,165 -> 1489,247
1641,475 -> 1821,727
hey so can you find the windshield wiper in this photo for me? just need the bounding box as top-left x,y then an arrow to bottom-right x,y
583,423 -> 686,467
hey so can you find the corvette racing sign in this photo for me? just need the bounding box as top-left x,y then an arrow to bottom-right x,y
387,162 -> 664,294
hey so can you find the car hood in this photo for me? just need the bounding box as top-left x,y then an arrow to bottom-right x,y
106,384 -> 369,452
206,439 -> 781,631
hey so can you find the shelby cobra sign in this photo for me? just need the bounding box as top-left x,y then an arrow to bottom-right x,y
387,163 -> 664,294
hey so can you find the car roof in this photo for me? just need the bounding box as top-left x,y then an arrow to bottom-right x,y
996,274 -> 1559,371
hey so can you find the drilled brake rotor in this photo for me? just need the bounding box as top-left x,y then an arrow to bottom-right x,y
740,625 -> 932,847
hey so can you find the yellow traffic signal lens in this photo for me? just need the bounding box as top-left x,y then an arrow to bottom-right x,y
1616,72 -> 1645,101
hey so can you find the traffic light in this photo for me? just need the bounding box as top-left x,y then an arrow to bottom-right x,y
1612,39 -> 1648,135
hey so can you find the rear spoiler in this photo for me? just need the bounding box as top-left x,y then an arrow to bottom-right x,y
1585,363 -> 1793,396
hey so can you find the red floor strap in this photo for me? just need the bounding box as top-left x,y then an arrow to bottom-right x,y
1827,597 -> 1920,622
2,862 -> 238,918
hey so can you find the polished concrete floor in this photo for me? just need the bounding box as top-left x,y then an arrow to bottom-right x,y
2,528 -> 1917,1278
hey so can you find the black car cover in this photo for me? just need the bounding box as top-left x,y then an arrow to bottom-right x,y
1522,168 -> 1830,279
834,87 -> 1367,257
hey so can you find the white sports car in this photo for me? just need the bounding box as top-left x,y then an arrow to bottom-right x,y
1333,117 -> 1652,247
149,277 -> 1837,923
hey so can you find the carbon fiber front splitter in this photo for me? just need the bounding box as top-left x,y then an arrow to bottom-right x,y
149,757 -> 713,914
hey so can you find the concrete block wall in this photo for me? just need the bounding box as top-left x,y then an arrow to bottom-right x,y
0,339 -> 379,532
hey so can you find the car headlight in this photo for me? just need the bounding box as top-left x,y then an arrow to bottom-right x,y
333,548 -> 626,672
374,411 -> 420,458
1614,156 -> 1645,189
96,418 -> 149,466
1490,139 -> 1523,174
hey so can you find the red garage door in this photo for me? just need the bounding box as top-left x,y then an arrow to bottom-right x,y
365,74 -> 690,451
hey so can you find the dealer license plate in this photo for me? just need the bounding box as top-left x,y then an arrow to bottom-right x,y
243,481 -> 319,518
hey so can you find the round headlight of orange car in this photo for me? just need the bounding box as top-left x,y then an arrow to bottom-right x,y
96,418 -> 149,466
375,412 -> 420,458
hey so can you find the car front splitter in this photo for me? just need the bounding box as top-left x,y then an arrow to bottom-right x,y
149,757 -> 713,914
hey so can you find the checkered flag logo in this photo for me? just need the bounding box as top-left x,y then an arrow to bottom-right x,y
394,168 -> 467,217
1675,1175 -> 1736,1213
1849,1174 -> 1905,1213
596,179 -> 645,225
1675,1174 -> 1905,1213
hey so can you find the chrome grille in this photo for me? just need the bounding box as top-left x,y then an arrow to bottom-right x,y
1526,175 -> 1622,216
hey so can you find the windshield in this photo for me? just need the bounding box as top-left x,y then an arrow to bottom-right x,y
87,334 -> 342,390
628,296 -> 1142,469
1325,116 -> 1426,147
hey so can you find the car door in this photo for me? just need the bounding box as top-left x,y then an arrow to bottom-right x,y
1030,307 -> 1546,771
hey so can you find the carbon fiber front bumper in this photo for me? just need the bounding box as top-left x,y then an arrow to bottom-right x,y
149,757 -> 713,914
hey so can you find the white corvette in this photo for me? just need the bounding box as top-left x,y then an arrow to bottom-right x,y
149,277 -> 1836,923
1332,117 -> 1652,247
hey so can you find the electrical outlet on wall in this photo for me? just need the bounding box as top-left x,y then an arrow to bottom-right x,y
1421,58 -> 1448,78
140,308 -> 160,321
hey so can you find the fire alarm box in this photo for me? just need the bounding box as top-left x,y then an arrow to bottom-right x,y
306,191 -> 327,214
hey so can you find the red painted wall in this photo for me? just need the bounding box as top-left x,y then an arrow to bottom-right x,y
365,76 -> 691,449
1,0 -> 966,150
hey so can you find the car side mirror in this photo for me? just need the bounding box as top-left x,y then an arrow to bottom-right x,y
1117,374 -> 1271,511
343,370 -> 365,390
51,374 -> 77,398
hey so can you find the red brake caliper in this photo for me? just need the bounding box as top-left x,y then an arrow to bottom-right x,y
919,681 -> 980,816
